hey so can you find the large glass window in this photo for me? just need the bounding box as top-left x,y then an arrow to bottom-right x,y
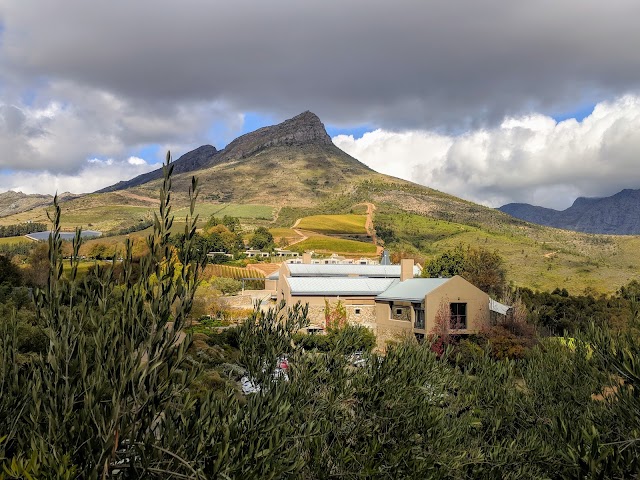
450,302 -> 467,329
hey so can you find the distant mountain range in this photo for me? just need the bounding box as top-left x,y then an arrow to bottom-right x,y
0,191 -> 79,218
500,189 -> 640,234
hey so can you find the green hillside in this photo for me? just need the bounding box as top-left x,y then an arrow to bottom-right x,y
2,112 -> 639,295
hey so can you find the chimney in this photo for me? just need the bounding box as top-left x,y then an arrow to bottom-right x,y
302,252 -> 312,264
400,258 -> 414,282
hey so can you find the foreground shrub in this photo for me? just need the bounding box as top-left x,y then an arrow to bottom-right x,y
1,154 -> 640,478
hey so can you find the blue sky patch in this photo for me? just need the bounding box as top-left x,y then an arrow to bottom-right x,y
551,103 -> 596,123
133,144 -> 161,162
241,112 -> 276,135
326,124 -> 374,139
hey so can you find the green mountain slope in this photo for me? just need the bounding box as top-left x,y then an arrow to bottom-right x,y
0,111 -> 638,294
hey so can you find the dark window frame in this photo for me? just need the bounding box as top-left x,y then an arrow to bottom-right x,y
450,302 -> 467,329
413,302 -> 425,329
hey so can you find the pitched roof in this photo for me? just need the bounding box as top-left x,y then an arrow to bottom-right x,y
287,277 -> 399,296
286,264 -> 420,278
376,278 -> 451,302
266,271 -> 280,280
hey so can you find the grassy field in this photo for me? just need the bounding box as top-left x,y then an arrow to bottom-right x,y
0,205 -> 154,233
375,212 -> 471,252
296,214 -> 367,234
377,209 -> 640,294
0,236 -> 34,246
173,203 -> 274,221
290,234 -> 377,255
62,260 -> 108,279
269,228 -> 303,245
350,204 -> 369,215
0,201 -> 274,234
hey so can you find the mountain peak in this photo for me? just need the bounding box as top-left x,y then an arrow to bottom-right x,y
96,111 -> 339,193
221,110 -> 333,160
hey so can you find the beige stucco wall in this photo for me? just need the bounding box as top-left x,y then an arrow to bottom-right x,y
375,276 -> 491,350
275,263 -> 291,301
265,279 -> 277,292
424,276 -> 489,334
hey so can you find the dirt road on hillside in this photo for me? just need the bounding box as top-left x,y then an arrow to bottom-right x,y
358,202 -> 383,255
289,203 -> 382,254
289,218 -> 309,246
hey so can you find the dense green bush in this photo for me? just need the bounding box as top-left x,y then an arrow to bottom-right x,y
293,324 -> 376,354
451,338 -> 485,369
292,331 -> 333,351
2,156 -> 640,478
210,276 -> 242,295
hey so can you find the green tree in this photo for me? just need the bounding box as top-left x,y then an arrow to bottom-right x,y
249,226 -> 274,250
210,276 -> 242,295
464,245 -> 506,296
423,245 -> 466,278
424,245 -> 506,296
0,255 -> 22,287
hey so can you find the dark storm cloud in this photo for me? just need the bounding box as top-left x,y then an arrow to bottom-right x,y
2,0 -> 640,203
3,0 -> 640,130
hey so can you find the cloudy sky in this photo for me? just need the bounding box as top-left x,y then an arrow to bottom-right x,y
1,1 -> 640,209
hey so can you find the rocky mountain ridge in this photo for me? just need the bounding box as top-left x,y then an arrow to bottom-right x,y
97,144 -> 219,193
97,111 -> 347,193
500,188 -> 640,234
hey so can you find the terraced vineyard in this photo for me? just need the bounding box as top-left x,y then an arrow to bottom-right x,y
289,235 -> 377,256
203,264 -> 265,290
203,264 -> 265,280
296,214 -> 367,234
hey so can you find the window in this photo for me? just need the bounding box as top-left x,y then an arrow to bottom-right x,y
413,303 -> 425,329
395,308 -> 403,316
450,303 -> 467,329
355,308 -> 361,315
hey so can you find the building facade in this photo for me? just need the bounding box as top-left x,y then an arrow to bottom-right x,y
266,255 -> 507,347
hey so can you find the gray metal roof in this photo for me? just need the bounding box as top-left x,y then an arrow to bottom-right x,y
286,264 -> 421,278
266,271 -> 280,280
287,277 -> 399,296
26,230 -> 101,241
376,278 -> 451,302
489,298 -> 511,315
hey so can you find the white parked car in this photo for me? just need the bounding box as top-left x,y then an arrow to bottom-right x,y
240,356 -> 290,394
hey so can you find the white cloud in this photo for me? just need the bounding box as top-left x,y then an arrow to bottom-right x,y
127,156 -> 146,165
334,95 -> 640,209
0,81 -> 239,173
0,157 -> 161,195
